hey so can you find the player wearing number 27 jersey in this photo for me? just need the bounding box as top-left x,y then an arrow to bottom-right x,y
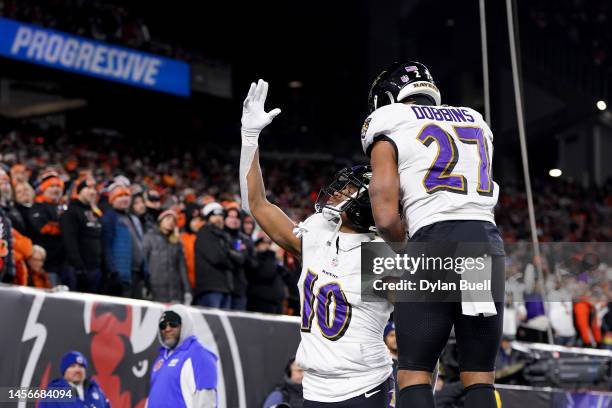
239,79 -> 394,407
364,62 -> 504,408
362,100 -> 498,237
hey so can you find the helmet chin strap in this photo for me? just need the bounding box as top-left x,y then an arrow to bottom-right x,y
321,190 -> 359,246
327,218 -> 343,247
321,198 -> 347,246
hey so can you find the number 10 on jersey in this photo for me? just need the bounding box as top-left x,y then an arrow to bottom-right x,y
301,269 -> 352,341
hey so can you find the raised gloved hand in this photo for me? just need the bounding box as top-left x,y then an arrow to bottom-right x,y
241,79 -> 281,146
184,292 -> 193,306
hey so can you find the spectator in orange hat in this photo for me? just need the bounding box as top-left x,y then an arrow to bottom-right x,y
101,182 -> 147,298
60,176 -> 103,293
27,170 -> 65,285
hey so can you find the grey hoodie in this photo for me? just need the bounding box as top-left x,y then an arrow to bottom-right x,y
157,304 -> 196,351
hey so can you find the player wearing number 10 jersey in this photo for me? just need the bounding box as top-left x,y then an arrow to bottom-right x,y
240,80 -> 394,407
363,62 -> 505,408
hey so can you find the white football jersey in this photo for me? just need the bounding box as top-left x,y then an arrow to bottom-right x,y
296,213 -> 393,402
361,103 -> 499,237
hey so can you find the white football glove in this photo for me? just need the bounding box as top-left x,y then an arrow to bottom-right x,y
241,79 -> 281,146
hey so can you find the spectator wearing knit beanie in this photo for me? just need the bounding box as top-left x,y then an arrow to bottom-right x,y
143,210 -> 191,304
100,181 -> 147,299
193,202 -> 241,309
39,351 -> 110,408
60,175 -> 103,293
26,170 -> 65,285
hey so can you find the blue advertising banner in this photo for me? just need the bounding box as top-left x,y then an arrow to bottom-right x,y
0,17 -> 190,97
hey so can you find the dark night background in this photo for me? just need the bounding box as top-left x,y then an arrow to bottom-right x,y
1,0 -> 611,184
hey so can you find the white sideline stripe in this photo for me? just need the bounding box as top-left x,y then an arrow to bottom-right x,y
513,341 -> 612,358
495,383 -> 612,397
219,314 -> 246,408
5,285 -> 300,325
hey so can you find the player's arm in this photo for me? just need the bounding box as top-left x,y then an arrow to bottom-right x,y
239,80 -> 301,256
246,149 -> 301,255
369,140 -> 407,250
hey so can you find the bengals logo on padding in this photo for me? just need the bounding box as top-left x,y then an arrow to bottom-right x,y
153,358 -> 164,373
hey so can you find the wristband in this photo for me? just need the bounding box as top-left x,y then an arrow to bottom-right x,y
241,128 -> 260,146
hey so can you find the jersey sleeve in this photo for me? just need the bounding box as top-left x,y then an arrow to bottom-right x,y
300,213 -> 331,257
361,104 -> 411,158
468,108 -> 494,143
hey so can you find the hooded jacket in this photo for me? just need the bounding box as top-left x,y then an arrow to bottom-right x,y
148,305 -> 218,408
39,377 -> 110,408
143,227 -> 190,303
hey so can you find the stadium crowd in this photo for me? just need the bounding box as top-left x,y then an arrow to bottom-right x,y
0,126 -> 331,315
0,126 -> 610,348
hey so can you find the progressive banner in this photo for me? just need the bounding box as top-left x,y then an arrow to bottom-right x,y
0,17 -> 190,97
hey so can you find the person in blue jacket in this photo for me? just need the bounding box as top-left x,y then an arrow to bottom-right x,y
148,304 -> 218,408
40,351 -> 110,408
100,181 -> 147,298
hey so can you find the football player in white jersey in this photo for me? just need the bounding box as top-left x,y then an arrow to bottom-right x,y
240,80 -> 394,407
363,62 -> 505,408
